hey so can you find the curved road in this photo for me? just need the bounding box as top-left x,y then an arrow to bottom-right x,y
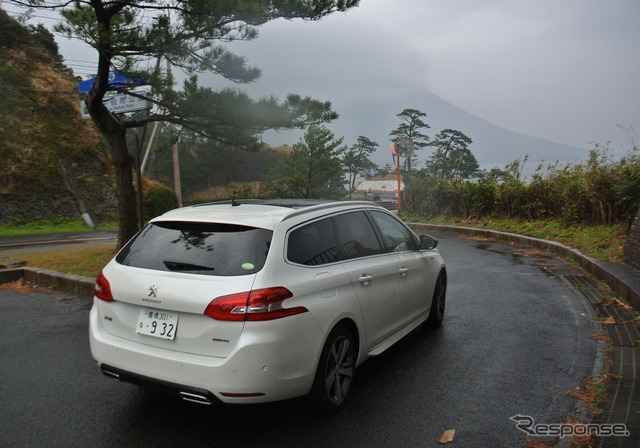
0,232 -> 600,447
0,230 -> 117,257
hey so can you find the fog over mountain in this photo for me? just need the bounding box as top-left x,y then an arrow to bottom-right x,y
263,91 -> 592,174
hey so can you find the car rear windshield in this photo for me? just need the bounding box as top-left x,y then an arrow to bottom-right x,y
115,221 -> 273,276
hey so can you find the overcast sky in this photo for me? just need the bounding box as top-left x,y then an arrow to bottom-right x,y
6,0 -> 640,152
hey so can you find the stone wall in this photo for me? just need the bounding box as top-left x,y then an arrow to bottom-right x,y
623,207 -> 640,269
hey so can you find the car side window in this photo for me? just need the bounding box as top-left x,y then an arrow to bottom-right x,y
334,211 -> 384,260
369,210 -> 418,252
287,217 -> 338,266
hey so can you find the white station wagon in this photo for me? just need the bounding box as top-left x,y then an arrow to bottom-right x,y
90,200 -> 446,412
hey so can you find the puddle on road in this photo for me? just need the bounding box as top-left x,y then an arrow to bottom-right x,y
475,242 -> 526,265
472,238 -> 595,284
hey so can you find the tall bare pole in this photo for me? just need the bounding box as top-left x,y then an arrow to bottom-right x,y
141,121 -> 159,175
166,57 -> 182,207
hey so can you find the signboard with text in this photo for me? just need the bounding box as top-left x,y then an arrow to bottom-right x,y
81,90 -> 149,117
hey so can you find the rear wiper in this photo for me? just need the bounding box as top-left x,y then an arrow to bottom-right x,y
163,260 -> 215,271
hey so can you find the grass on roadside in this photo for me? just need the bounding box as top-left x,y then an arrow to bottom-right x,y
0,217 -> 118,236
15,247 -> 116,278
401,215 -> 627,262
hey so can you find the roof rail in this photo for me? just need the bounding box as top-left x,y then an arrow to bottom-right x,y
191,199 -> 263,208
280,201 -> 382,222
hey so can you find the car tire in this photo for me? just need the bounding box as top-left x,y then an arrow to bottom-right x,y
310,326 -> 356,414
425,270 -> 446,328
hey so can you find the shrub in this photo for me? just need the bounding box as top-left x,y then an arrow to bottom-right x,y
144,184 -> 177,221
404,145 -> 640,227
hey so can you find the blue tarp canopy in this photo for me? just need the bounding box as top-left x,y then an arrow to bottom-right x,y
78,70 -> 146,93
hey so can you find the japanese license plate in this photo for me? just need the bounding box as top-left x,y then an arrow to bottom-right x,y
136,308 -> 179,340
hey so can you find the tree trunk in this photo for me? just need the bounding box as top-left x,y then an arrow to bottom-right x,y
171,122 -> 182,207
86,91 -> 139,250
111,135 -> 139,249
167,60 -> 182,207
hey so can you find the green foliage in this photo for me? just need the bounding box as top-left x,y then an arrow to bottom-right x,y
230,183 -> 255,199
144,185 -> 178,220
375,162 -> 395,177
342,135 -> 379,197
262,125 -> 346,199
172,77 -> 340,148
389,108 -> 431,148
424,129 -> 478,180
0,10 -> 73,76
404,144 -> 640,227
403,215 -> 627,261
389,108 -> 431,178
0,9 -> 32,51
404,177 -> 493,219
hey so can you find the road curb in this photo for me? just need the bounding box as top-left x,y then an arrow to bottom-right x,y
410,223 -> 640,310
0,267 -> 95,298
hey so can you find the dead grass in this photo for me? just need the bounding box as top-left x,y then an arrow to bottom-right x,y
588,316 -> 618,325
14,247 -> 116,278
458,234 -> 495,242
514,249 -> 546,256
561,417 -> 594,448
587,333 -> 612,343
565,375 -> 610,415
187,181 -> 262,203
523,440 -> 555,448
0,278 -> 58,294
596,297 -> 633,309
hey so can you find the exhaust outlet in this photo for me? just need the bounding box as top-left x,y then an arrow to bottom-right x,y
180,392 -> 212,406
102,370 -> 121,380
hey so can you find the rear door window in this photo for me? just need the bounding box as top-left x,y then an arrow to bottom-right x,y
334,211 -> 384,260
116,221 -> 272,276
287,217 -> 338,266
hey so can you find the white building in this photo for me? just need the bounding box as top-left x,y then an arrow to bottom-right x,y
352,179 -> 403,201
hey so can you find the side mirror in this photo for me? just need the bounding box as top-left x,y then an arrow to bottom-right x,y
419,234 -> 438,250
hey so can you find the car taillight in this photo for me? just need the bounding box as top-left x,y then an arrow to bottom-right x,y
95,271 -> 114,302
204,287 -> 307,321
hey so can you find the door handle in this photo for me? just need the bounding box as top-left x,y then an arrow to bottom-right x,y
358,274 -> 373,286
399,267 -> 409,277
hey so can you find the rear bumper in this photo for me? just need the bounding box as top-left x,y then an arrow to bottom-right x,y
89,300 -> 323,404
100,364 -> 221,405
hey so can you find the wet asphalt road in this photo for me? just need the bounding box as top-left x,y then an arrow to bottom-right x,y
0,233 -> 600,447
0,230 -> 117,257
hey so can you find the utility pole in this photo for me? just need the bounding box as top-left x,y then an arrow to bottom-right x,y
166,57 -> 182,207
141,121 -> 159,175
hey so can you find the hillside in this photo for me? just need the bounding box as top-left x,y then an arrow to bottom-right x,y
0,9 -> 116,225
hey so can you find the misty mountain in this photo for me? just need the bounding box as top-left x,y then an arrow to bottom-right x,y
263,92 -> 592,174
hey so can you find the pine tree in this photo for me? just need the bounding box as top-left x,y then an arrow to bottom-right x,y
17,0 -> 359,246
